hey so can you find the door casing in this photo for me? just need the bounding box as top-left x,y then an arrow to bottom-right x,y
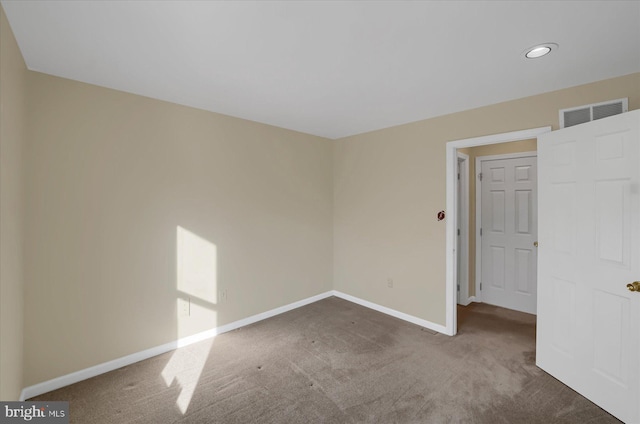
445,126 -> 551,336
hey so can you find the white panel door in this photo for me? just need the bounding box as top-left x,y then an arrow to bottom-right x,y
537,110 -> 640,423
481,155 -> 538,314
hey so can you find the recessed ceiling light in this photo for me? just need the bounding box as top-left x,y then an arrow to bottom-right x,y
524,43 -> 558,59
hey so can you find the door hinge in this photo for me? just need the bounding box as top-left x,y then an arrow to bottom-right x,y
457,284 -> 460,291
480,228 -> 482,236
478,172 -> 483,181
457,173 -> 460,180
480,282 -> 483,291
457,228 -> 460,236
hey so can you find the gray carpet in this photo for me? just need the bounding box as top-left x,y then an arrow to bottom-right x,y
31,297 -> 620,423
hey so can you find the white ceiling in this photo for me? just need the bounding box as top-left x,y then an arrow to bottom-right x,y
3,1 -> 639,139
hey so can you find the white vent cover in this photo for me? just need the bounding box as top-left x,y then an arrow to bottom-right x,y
560,98 -> 628,128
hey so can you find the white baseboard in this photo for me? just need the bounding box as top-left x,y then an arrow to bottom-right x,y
459,295 -> 477,306
20,290 -> 334,401
20,290 -> 447,400
331,290 -> 448,334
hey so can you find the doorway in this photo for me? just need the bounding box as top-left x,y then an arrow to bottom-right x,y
456,152 -> 470,305
444,126 -> 551,336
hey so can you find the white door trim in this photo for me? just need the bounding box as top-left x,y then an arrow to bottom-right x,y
457,152 -> 471,305
475,151 -> 537,306
445,126 -> 551,336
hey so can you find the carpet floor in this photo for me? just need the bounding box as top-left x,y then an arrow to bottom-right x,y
31,296 -> 620,423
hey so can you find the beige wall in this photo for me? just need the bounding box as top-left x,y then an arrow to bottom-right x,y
0,7 -> 27,400
460,139 -> 538,297
24,73 -> 334,386
333,72 -> 640,326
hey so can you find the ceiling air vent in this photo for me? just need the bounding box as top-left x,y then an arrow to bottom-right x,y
560,98 -> 628,128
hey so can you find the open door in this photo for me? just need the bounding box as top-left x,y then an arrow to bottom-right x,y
537,110 -> 640,423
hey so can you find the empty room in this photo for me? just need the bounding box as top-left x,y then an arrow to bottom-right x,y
1,1 -> 639,423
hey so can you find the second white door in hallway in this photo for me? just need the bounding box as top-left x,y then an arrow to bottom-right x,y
479,154 -> 537,315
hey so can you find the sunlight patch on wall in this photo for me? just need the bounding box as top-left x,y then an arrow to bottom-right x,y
177,226 -> 218,303
169,226 -> 220,414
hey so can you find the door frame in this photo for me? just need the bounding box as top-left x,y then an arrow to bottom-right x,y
475,151 -> 537,306
444,126 -> 551,336
457,152 -> 470,305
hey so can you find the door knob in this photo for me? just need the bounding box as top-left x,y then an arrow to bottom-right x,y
627,282 -> 640,292
533,241 -> 538,247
